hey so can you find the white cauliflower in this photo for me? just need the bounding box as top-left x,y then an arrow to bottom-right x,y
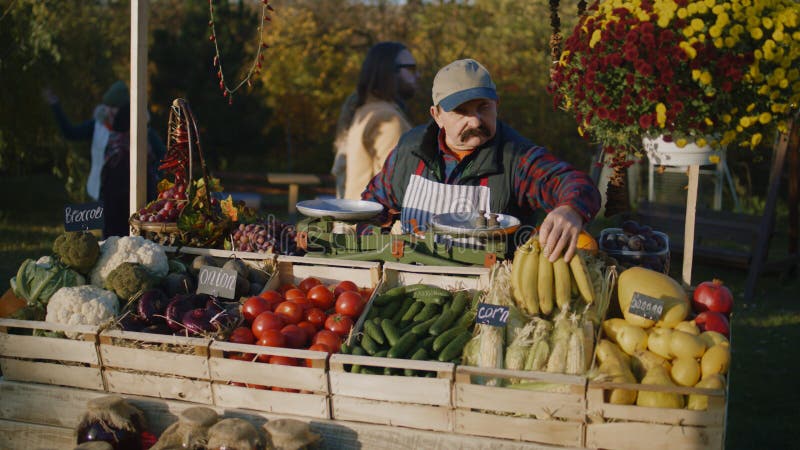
89,236 -> 169,287
45,285 -> 119,337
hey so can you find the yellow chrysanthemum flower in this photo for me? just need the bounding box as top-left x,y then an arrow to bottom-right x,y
675,139 -> 688,148
677,7 -> 688,19
740,116 -> 752,127
691,18 -> 705,31
696,137 -> 708,147
656,103 -> 667,127
681,42 -> 698,58
710,25 -> 723,38
762,17 -> 774,29
699,71 -> 713,85
758,112 -> 772,124
750,27 -> 764,40
746,103 -> 756,112
709,154 -> 721,164
704,117 -> 714,126
722,114 -> 732,124
590,29 -> 603,48
751,133 -> 763,147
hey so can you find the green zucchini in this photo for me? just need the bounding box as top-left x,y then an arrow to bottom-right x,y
413,303 -> 440,322
387,332 -> 418,359
432,325 -> 468,352
380,319 -> 401,346
438,331 -> 473,362
364,320 -> 386,345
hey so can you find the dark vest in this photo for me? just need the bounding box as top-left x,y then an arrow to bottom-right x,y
390,120 -> 541,225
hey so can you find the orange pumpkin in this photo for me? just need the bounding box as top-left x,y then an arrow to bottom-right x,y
577,231 -> 599,254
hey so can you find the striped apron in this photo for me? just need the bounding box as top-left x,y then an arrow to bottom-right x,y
400,161 -> 491,243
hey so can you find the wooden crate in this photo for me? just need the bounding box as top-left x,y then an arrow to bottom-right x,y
454,365 -> 587,447
208,341 -> 330,419
99,329 -> 213,403
269,255 -> 381,293
0,379 -> 568,450
329,263 -> 491,433
329,353 -> 456,432
584,380 -> 727,450
0,318 -> 104,391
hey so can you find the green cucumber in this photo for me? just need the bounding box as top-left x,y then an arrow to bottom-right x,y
379,297 -> 404,319
404,348 -> 430,376
432,325 -> 468,352
366,305 -> 381,320
401,301 -> 425,323
412,335 -> 436,354
387,332 -> 418,359
361,334 -> 380,355
380,319 -> 401,346
415,295 -> 449,305
381,286 -> 407,298
455,308 -> 477,329
438,331 -> 473,362
413,303 -> 440,322
350,345 -> 366,373
402,283 -> 431,293
410,316 -> 438,335
364,320 -> 386,345
411,287 -> 451,298
429,292 -> 468,335
340,342 -> 352,354
391,297 -> 415,324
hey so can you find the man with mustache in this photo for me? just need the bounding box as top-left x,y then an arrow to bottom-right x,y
361,59 -> 600,261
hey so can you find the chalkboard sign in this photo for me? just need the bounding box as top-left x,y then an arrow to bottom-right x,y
476,303 -> 510,327
64,202 -> 104,231
196,266 -> 237,299
628,292 -> 665,321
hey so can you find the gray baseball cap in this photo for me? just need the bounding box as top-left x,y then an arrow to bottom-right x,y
432,59 -> 497,111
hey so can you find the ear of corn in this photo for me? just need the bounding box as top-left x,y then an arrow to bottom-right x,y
524,318 -> 553,371
474,262 -> 511,386
504,320 -> 536,381
566,315 -> 587,375
546,309 -> 571,373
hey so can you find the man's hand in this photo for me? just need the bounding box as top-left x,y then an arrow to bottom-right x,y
538,205 -> 584,262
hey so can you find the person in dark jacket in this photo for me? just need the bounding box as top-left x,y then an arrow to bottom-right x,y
361,59 -> 601,262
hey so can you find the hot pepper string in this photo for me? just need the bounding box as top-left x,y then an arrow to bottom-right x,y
208,0 -> 274,105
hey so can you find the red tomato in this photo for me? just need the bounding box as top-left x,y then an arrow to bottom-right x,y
284,288 -> 307,302
305,307 -> 327,328
307,285 -> 335,310
289,295 -> 312,311
269,355 -> 298,366
297,321 -> 318,342
241,297 -> 270,324
333,280 -> 359,298
335,291 -> 364,318
228,326 -> 255,345
281,324 -> 307,348
313,329 -> 341,351
306,343 -> 332,367
298,276 -> 322,293
274,301 -> 304,325
325,313 -> 354,337
256,329 -> 286,348
251,311 -> 285,339
278,283 -> 298,295
259,289 -> 285,310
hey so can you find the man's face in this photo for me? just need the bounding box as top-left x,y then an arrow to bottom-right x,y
430,98 -> 498,152
395,49 -> 418,101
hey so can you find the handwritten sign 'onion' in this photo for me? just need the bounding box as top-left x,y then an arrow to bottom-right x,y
197,266 -> 237,299
476,303 -> 510,327
64,202 -> 104,232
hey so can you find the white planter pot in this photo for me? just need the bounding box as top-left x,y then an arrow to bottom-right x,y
642,135 -> 719,166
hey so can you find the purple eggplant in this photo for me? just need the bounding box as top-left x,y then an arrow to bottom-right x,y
137,289 -> 168,324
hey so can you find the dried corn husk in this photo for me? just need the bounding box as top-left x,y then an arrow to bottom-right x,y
524,318 -> 552,371
474,262 -> 512,386
504,320 -> 536,382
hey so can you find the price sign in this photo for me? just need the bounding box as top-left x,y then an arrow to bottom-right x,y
64,202 -> 104,231
196,266 -> 237,299
476,303 -> 510,327
628,292 -> 665,321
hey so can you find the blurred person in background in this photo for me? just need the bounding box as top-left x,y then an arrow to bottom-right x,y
43,80 -> 130,202
331,41 -> 419,200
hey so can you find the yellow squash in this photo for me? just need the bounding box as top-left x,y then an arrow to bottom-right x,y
617,267 -> 689,328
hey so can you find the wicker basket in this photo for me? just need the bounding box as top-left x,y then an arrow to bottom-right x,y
129,98 -> 230,248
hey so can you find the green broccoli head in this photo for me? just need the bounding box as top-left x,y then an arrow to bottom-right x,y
52,231 -> 100,274
104,262 -> 158,301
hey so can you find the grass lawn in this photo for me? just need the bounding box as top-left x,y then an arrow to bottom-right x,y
1,173 -> 798,449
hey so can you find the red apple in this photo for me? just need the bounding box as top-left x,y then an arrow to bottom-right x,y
692,279 -> 733,316
694,311 -> 730,338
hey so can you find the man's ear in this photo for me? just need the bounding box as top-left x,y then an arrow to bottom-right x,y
430,105 -> 441,127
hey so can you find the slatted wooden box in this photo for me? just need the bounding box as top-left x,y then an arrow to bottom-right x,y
208,341 -> 330,419
584,380 -> 727,450
329,262 -> 491,433
268,255 -> 381,294
454,365 -> 587,447
0,318 -> 104,391
99,329 -> 213,404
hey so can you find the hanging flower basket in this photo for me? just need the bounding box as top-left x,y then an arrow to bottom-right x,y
642,135 -> 720,167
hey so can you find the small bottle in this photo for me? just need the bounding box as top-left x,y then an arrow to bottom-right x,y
474,210 -> 487,228
487,213 -> 500,228
206,418 -> 264,450
76,396 -> 145,450
151,406 -> 219,450
263,419 -> 321,450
